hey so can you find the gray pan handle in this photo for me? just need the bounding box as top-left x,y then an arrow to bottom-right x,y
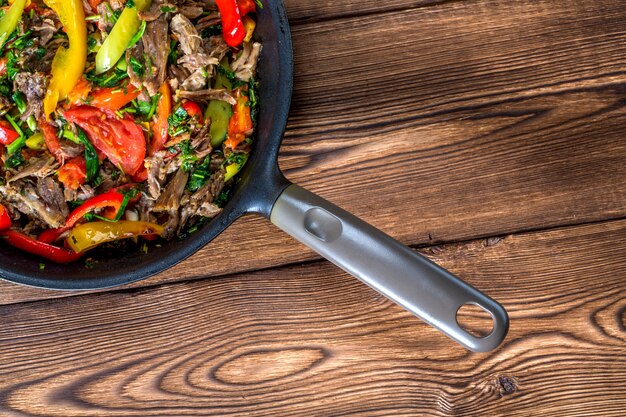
270,184 -> 508,352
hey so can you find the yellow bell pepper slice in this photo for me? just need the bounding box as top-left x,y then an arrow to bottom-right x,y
66,221 -> 164,253
42,0 -> 87,117
242,16 -> 256,43
0,0 -> 27,50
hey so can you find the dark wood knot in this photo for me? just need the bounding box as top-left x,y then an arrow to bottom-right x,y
496,376 -> 518,396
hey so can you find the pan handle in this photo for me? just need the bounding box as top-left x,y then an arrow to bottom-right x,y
269,184 -> 509,352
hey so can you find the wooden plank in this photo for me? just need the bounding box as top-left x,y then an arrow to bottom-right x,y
2,0 -> 626,303
283,0 -> 436,23
1,219 -> 625,416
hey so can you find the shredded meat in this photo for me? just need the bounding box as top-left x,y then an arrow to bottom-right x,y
176,88 -> 236,105
171,14 -> 202,55
142,15 -> 170,95
231,42 -> 262,82
14,72 -> 48,121
1,178 -> 68,228
7,156 -> 58,184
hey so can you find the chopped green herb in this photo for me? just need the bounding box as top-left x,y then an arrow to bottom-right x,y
126,0 -> 135,8
128,19 -> 146,48
76,127 -> 100,183
85,67 -> 128,87
129,56 -> 144,77
39,263 -> 45,270
5,151 -> 24,168
214,189 -> 231,208
254,0 -> 264,9
5,51 -> 20,81
178,141 -> 198,172
160,5 -> 176,12
187,156 -> 211,192
167,39 -> 178,65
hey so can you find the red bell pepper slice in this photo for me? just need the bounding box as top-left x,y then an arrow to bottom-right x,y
181,101 -> 203,123
225,88 -> 252,149
237,0 -> 256,16
0,230 -> 83,263
57,156 -> 87,190
215,0 -> 246,47
89,84 -> 141,111
64,106 -> 146,176
0,120 -> 20,145
0,203 -> 12,230
150,82 -> 171,156
38,190 -> 126,244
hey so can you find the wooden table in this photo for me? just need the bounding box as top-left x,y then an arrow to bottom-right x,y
1,0 -> 625,415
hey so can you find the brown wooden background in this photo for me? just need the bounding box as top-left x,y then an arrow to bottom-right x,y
1,0 -> 625,415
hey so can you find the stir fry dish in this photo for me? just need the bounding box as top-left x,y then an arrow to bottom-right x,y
0,0 -> 262,264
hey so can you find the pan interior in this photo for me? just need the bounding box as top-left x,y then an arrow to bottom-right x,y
0,1 -> 294,290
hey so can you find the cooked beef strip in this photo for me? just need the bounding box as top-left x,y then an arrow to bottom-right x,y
168,64 -> 190,86
1,178 -> 68,228
0,96 -> 11,116
176,88 -> 236,105
178,53 -> 219,73
179,169 -> 224,228
31,17 -> 58,46
171,14 -> 201,55
7,156 -> 58,184
196,12 -> 221,31
231,42 -> 262,82
13,72 -> 48,121
204,35 -> 230,62
127,42 -> 146,90
153,168 -> 188,213
180,68 -> 207,91
141,15 -> 169,95
153,169 -> 189,239
144,152 -> 166,200
96,3 -> 115,33
38,177 -> 69,218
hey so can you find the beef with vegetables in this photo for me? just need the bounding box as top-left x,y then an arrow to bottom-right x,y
0,0 -> 261,264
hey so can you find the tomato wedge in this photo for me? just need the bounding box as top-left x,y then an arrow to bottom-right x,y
64,106 -> 146,176
57,156 -> 87,190
89,84 -> 141,111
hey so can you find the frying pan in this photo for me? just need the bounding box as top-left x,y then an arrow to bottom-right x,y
0,1 -> 509,352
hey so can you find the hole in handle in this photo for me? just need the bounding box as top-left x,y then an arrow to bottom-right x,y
456,303 -> 494,338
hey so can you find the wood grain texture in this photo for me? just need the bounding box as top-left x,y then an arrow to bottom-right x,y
1,219 -> 625,416
283,0 -> 437,23
2,0 -> 626,304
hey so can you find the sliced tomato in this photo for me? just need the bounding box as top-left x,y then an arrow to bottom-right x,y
225,89 -> 252,149
57,156 -> 87,190
89,84 -> 141,111
67,77 -> 92,106
181,101 -> 203,123
237,0 -> 256,16
38,119 -> 64,162
64,106 -> 146,176
0,203 -> 12,230
150,82 -> 171,156
0,120 -> 20,145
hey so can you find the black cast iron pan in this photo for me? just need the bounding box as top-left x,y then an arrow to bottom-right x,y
0,1 -> 509,352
